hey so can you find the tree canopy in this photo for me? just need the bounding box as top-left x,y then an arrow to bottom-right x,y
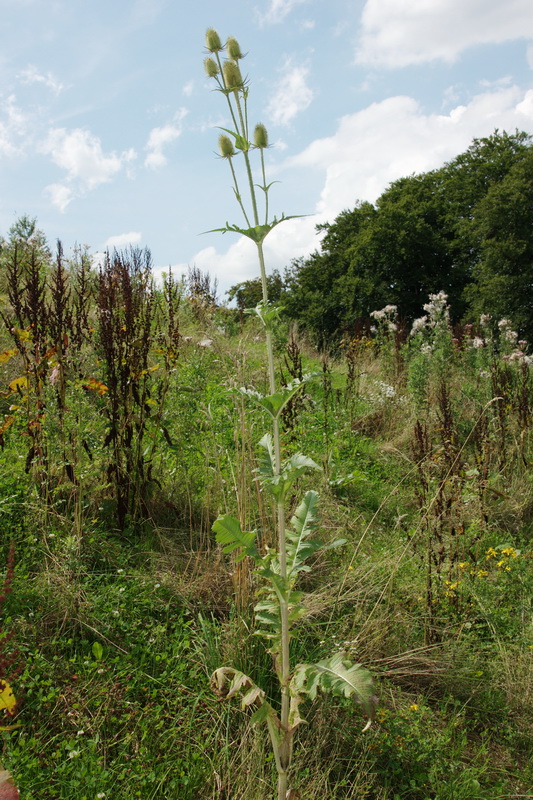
266,130 -> 532,344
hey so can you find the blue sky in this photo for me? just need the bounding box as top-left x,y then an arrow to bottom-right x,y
1,0 -> 533,296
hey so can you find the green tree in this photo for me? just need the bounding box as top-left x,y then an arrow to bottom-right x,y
227,269 -> 283,312
283,131 -> 533,343
0,215 -> 51,299
469,147 -> 533,338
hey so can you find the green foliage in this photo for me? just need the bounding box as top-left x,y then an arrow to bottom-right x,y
469,146 -> 533,338
227,270 -> 284,311
284,130 -> 533,343
204,29 -> 375,799
292,654 -> 376,722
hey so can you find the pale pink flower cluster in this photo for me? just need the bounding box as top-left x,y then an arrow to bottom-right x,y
498,319 -> 531,364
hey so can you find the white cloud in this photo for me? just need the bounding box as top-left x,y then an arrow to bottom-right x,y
104,231 -> 142,248
288,85 -> 533,218
356,0 -> 533,67
257,0 -> 307,25
181,215 -> 318,297
266,59 -> 314,126
44,183 -> 73,213
516,89 -> 533,117
0,94 -> 27,157
196,84 -> 533,295
144,108 -> 187,169
18,65 -> 64,95
42,127 -> 136,210
527,44 -> 533,69
182,81 -> 194,97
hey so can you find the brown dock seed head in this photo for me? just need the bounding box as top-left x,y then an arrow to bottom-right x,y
253,123 -> 269,149
218,134 -> 235,158
204,57 -> 219,78
223,60 -> 243,90
226,36 -> 244,60
205,28 -> 222,52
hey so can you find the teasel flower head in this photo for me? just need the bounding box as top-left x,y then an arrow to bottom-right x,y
226,36 -> 244,61
204,57 -> 219,79
253,123 -> 269,149
219,134 -> 235,159
205,28 -> 223,53
223,60 -> 244,91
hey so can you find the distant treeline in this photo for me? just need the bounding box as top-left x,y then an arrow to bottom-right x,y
228,130 -> 533,345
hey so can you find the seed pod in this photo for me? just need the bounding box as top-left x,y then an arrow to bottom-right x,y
253,123 -> 268,149
223,60 -> 243,91
205,28 -> 222,52
226,36 -> 244,60
218,134 -> 235,158
204,57 -> 219,78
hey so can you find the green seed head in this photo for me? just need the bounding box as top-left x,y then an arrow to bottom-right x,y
253,123 -> 269,149
205,28 -> 222,53
226,36 -> 244,61
218,134 -> 235,158
204,57 -> 219,78
223,60 -> 243,91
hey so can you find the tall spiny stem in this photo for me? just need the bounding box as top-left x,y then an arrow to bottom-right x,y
204,30 -> 304,799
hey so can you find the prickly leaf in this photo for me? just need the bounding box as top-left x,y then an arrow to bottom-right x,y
292,653 -> 376,729
286,491 -> 323,576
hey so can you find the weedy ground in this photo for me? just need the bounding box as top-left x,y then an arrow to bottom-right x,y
0,293 -> 532,800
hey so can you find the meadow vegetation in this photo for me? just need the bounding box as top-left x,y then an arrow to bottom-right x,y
0,32 -> 532,800
0,245 -> 531,798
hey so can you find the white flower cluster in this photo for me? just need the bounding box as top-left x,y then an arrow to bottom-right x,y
365,380 -> 398,405
370,304 -> 398,333
410,291 -> 450,337
423,291 -> 450,323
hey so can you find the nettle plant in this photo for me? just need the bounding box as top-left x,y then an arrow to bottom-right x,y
204,29 -> 376,800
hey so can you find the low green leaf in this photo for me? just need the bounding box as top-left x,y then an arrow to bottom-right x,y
92,641 -> 104,661
213,515 -> 260,562
292,653 -> 377,729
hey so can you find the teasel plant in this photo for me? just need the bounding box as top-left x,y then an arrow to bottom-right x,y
204,29 -> 376,800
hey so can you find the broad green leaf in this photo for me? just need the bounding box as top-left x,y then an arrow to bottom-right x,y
292,653 -> 376,729
212,514 -> 260,562
92,641 -> 104,661
286,490 -> 323,576
243,376 -> 317,422
257,449 -> 320,502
